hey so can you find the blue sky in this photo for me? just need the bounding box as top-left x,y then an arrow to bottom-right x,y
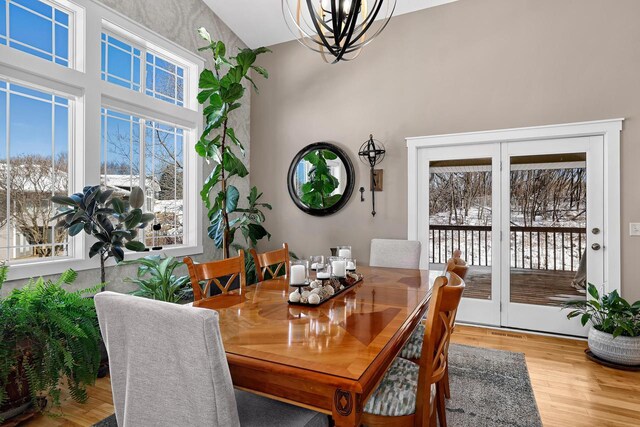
1,0 -> 183,166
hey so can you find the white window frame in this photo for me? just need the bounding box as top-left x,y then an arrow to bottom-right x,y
0,0 -> 204,280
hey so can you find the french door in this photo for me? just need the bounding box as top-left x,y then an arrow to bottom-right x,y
417,136 -> 604,336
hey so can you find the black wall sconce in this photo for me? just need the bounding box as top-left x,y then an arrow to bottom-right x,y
358,134 -> 386,216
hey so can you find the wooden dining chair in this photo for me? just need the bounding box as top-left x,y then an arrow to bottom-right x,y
184,250 -> 246,305
362,275 -> 463,426
249,243 -> 290,282
400,270 -> 465,401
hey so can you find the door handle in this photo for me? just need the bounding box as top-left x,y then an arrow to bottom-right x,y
591,243 -> 601,251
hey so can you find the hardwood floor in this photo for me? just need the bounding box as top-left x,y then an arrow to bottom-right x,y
20,325 -> 640,427
451,325 -> 640,427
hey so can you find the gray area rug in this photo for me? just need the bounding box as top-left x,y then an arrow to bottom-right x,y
93,344 -> 541,426
447,344 -> 542,426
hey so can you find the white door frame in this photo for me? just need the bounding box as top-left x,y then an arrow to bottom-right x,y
407,119 -> 623,299
417,143 -> 502,325
500,136 -> 604,336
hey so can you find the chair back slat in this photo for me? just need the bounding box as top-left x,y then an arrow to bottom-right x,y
250,243 -> 290,282
184,250 -> 246,303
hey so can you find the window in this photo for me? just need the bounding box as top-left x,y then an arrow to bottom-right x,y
1,0 -> 70,66
101,33 -> 141,91
0,0 -> 203,278
145,52 -> 184,106
101,108 -> 184,248
0,80 -> 70,262
101,32 -> 186,106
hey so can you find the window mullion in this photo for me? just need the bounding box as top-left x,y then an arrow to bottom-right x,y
5,85 -> 10,259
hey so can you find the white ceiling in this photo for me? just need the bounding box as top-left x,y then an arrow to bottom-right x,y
203,0 -> 458,48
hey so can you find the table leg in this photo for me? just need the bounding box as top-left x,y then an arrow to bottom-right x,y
332,388 -> 362,427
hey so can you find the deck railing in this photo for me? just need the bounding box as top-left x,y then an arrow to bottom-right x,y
429,224 -> 586,271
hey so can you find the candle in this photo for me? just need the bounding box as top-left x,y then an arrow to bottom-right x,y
346,261 -> 356,271
290,264 -> 306,284
332,260 -> 346,277
317,272 -> 330,279
338,249 -> 351,258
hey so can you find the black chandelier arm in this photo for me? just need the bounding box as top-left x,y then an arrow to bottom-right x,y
283,0 -> 396,63
349,0 -> 390,44
306,0 -> 340,56
335,3 -> 362,61
335,0 -> 360,44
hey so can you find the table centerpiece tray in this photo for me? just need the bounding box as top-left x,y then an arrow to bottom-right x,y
288,273 -> 363,306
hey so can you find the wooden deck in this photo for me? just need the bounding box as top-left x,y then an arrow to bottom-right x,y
432,264 -> 585,306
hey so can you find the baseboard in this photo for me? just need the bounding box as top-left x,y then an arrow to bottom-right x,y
457,321 -> 587,341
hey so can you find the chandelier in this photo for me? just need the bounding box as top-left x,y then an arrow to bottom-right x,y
282,0 -> 397,63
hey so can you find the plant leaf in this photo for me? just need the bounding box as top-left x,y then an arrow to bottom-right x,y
129,187 -> 145,209
125,241 -> 146,252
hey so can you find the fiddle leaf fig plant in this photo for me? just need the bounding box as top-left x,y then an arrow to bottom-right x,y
51,185 -> 154,291
196,27 -> 272,258
300,149 -> 342,209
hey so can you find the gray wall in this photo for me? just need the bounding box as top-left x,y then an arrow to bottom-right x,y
1,0 -> 249,295
250,0 -> 640,301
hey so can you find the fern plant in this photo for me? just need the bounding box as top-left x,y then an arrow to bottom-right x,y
0,267 -> 101,419
120,255 -> 191,303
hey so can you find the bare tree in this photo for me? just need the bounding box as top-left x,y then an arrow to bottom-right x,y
0,154 -> 68,258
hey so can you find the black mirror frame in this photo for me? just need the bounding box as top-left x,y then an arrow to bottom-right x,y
287,142 -> 355,217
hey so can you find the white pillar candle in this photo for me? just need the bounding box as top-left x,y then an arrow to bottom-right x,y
317,272 -> 330,279
338,249 -> 351,259
290,264 -> 306,284
332,260 -> 346,277
346,261 -> 356,271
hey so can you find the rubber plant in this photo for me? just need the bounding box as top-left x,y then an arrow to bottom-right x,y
300,149 -> 342,209
51,185 -> 154,291
196,27 -> 272,258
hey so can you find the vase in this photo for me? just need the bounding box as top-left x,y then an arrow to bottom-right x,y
588,327 -> 640,366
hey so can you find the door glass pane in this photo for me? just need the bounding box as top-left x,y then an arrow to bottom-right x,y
429,157 -> 492,299
509,153 -> 587,306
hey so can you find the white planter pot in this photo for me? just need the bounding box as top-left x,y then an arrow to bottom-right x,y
588,327 -> 640,366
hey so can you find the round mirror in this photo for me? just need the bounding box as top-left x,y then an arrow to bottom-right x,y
287,142 -> 355,216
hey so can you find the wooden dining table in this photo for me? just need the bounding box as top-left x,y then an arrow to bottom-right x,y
196,265 -> 438,427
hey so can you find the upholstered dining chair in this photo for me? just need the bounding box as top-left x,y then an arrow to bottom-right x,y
94,292 -> 328,427
184,250 -> 246,305
400,269 -> 466,401
362,275 -> 463,427
369,239 -> 421,269
250,243 -> 290,282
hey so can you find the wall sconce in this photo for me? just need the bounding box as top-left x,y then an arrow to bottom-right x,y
358,134 -> 386,216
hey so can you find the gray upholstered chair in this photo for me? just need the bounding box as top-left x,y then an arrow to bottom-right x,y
369,238 -> 421,269
95,291 -> 328,427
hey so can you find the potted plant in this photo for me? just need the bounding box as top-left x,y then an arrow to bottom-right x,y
52,185 -> 155,291
0,267 -> 101,422
51,185 -> 155,377
564,284 -> 640,366
195,28 -> 272,260
120,255 -> 191,303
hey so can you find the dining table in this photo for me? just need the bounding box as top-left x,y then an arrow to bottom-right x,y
195,265 -> 439,427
